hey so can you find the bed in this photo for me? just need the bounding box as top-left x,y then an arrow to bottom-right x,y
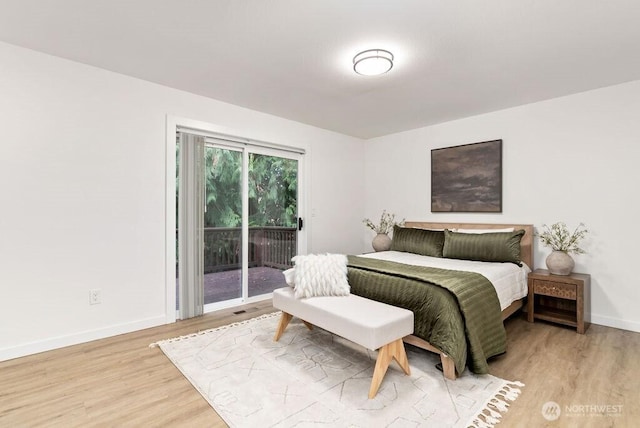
348,222 -> 533,380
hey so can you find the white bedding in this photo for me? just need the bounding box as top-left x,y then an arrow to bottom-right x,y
360,251 -> 530,311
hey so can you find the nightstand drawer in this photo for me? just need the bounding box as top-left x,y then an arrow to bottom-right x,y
533,280 -> 576,299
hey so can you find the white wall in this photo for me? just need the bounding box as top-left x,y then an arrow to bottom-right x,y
363,80 -> 640,332
0,42 -> 365,360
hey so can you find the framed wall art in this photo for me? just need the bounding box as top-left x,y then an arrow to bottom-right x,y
431,139 -> 502,212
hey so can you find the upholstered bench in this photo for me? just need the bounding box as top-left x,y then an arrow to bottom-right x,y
272,287 -> 414,398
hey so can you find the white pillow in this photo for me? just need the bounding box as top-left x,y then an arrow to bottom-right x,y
291,253 -> 350,299
453,227 -> 515,234
282,268 -> 296,287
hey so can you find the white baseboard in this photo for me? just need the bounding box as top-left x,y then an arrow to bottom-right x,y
590,314 -> 640,333
0,315 -> 166,362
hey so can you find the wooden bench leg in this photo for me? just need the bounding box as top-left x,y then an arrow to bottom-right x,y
302,321 -> 314,331
441,354 -> 456,380
273,312 -> 314,342
402,335 -> 457,380
369,339 -> 411,399
273,312 -> 292,341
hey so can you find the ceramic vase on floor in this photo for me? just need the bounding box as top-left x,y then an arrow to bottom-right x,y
545,250 -> 574,275
372,233 -> 392,252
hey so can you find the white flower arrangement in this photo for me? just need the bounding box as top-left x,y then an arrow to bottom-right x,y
537,222 -> 589,255
363,210 -> 405,234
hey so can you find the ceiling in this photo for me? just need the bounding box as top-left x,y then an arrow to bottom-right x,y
1,1 -> 640,139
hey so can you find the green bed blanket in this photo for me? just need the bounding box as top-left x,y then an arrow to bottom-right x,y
347,255 -> 506,374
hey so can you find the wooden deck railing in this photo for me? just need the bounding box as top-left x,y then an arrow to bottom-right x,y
178,227 -> 297,273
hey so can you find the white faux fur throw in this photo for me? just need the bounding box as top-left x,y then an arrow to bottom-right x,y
289,253 -> 350,298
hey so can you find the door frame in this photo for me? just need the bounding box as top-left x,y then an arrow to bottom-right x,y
165,116 -> 308,323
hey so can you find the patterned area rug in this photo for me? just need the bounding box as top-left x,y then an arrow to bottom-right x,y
152,312 -> 523,428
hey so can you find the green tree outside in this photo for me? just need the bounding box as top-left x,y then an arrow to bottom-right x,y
176,145 -> 298,228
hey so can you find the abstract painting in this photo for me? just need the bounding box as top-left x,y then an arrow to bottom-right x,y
431,139 -> 502,212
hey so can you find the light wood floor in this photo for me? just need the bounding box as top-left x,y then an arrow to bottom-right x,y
1,302 -> 638,427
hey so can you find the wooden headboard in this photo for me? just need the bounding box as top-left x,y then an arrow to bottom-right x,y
404,222 -> 534,269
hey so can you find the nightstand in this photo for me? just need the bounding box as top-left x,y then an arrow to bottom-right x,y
527,269 -> 590,334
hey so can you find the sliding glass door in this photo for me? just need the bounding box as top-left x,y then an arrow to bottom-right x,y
203,145 -> 243,304
176,133 -> 303,315
247,152 -> 299,297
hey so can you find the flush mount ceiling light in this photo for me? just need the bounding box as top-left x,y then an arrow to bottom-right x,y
353,49 -> 394,76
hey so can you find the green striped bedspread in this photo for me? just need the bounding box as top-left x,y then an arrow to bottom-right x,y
347,255 -> 506,374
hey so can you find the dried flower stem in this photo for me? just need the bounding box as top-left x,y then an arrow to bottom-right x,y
537,222 -> 588,255
363,210 -> 405,234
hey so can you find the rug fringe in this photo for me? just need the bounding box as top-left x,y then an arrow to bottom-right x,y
467,380 -> 524,428
149,311 -> 281,348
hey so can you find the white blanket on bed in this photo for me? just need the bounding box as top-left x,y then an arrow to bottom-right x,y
360,251 -> 530,311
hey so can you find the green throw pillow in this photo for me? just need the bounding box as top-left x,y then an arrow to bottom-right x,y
442,229 -> 525,265
390,226 -> 445,257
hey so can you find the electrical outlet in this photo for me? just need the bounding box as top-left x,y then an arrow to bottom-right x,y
89,289 -> 101,305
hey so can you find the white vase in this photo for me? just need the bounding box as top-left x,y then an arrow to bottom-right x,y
372,233 -> 392,252
545,250 -> 574,275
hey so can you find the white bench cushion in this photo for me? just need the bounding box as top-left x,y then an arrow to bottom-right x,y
273,287 -> 414,351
